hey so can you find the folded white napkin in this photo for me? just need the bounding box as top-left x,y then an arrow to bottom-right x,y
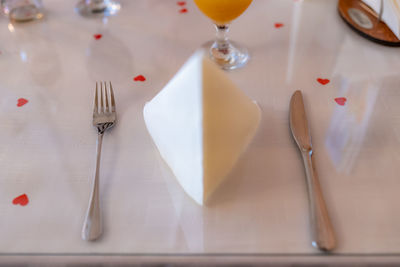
362,0 -> 400,39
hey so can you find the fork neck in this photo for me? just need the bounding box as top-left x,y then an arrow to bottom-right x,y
96,123 -> 113,135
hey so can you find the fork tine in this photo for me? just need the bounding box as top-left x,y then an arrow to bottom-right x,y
100,81 -> 104,113
94,82 -> 98,114
110,81 -> 116,112
104,81 -> 109,113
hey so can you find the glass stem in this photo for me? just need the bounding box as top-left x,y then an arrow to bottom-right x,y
214,24 -> 231,57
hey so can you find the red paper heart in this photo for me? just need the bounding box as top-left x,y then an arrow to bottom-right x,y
335,97 -> 347,106
12,194 -> 29,206
17,98 -> 28,107
94,34 -> 102,40
317,78 -> 330,85
177,1 -> 186,6
274,23 -> 284,28
179,8 -> 188,13
133,75 -> 146,82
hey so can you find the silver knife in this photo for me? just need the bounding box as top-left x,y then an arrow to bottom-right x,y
289,90 -> 336,251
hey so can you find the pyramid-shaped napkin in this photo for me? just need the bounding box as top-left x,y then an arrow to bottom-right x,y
144,51 -> 261,205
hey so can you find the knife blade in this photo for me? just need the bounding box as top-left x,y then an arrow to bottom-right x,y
289,90 -> 336,251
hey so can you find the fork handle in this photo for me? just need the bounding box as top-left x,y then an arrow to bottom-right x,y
82,133 -> 103,241
302,149 -> 336,251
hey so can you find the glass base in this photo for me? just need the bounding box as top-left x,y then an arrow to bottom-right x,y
7,5 -> 43,22
75,0 -> 120,17
203,40 -> 249,70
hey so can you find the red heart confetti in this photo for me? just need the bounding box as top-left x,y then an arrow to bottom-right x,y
177,1 -> 186,6
274,23 -> 284,28
133,75 -> 146,82
17,98 -> 28,107
317,78 -> 330,85
12,194 -> 29,206
335,97 -> 347,106
94,34 -> 102,40
179,8 -> 188,13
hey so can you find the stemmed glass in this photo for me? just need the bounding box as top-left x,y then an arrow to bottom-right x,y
76,0 -> 120,17
194,0 -> 253,70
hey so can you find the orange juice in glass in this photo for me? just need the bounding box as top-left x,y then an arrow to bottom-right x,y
194,0 -> 253,70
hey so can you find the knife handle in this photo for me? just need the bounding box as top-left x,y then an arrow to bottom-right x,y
301,150 -> 336,251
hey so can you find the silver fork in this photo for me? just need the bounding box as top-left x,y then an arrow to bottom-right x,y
82,81 -> 116,241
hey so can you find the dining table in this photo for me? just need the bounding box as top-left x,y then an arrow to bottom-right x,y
1,0 -> 400,265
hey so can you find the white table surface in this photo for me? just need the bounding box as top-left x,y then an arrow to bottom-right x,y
1,0 -> 400,264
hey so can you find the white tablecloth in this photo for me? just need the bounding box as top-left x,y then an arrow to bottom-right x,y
0,0 -> 400,259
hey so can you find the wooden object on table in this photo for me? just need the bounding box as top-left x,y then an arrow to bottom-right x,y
338,0 -> 400,46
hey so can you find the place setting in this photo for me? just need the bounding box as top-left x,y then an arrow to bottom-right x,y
1,0 -> 400,264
